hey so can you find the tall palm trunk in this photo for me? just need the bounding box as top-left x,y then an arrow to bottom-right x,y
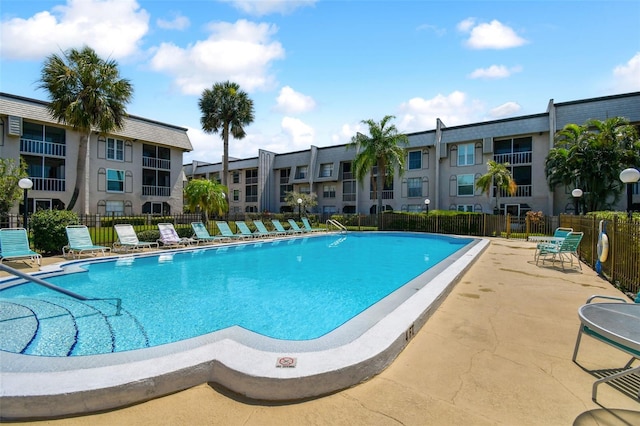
67,133 -> 88,211
222,122 -> 229,189
377,158 -> 385,214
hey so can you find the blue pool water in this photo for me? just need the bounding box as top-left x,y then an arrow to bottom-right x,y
0,232 -> 472,357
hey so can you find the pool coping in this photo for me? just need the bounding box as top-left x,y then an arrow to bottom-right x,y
0,234 -> 489,420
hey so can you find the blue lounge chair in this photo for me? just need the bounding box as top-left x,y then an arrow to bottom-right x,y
272,219 -> 301,235
253,220 -> 283,237
113,224 -> 159,253
215,221 -> 246,240
191,222 -> 230,244
301,217 -> 324,233
235,222 -> 262,238
63,225 -> 110,259
157,223 -> 194,248
0,228 -> 41,265
532,227 -> 573,261
287,219 -> 307,233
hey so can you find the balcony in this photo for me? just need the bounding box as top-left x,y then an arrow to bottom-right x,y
31,177 -> 65,192
20,139 -> 66,157
493,151 -> 532,165
142,157 -> 170,170
343,193 -> 356,202
369,190 -> 394,200
494,185 -> 532,198
142,186 -> 170,197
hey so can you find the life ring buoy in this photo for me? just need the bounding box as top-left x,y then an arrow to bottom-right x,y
597,232 -> 609,263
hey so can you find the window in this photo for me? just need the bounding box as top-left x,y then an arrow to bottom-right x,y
245,169 -> 258,184
323,185 -> 336,198
319,163 -> 333,178
407,177 -> 422,197
458,143 -> 474,166
295,165 -> 308,179
233,189 -> 240,201
245,185 -> 257,202
280,169 -> 293,202
457,174 -> 474,196
299,185 -> 310,194
107,138 -> 124,161
408,151 -> 422,170
232,171 -> 240,184
342,162 -> 353,179
106,200 -> 124,215
343,180 -> 356,201
22,122 -> 66,144
457,205 -> 474,212
107,169 -> 125,192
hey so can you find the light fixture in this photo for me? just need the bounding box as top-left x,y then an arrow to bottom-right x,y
571,188 -> 583,215
297,198 -> 303,220
620,168 -> 640,218
18,177 -> 33,229
424,198 -> 430,214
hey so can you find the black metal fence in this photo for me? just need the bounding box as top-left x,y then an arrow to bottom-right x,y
2,211 -> 637,295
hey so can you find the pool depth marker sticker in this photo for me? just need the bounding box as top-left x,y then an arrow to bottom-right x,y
276,356 -> 297,368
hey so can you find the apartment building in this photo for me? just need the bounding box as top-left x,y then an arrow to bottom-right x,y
184,92 -> 640,217
0,93 -> 192,216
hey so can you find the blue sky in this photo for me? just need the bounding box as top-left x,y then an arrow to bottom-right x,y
1,0 -> 639,165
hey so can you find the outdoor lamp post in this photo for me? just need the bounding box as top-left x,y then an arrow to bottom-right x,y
18,177 -> 33,229
297,197 -> 302,220
571,188 -> 583,215
620,167 -> 640,218
424,198 -> 430,214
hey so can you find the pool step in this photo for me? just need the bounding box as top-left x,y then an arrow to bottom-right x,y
0,297 -> 149,357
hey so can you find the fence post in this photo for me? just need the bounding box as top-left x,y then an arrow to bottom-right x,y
506,214 -> 511,239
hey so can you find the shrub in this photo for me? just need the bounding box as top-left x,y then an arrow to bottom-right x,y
30,210 -> 79,255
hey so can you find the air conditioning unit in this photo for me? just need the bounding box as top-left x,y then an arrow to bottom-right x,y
7,116 -> 22,136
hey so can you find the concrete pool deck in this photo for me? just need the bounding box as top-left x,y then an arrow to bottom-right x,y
2,237 -> 639,425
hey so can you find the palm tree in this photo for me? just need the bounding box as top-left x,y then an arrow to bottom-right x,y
476,160 -> 517,213
183,179 -> 228,224
38,46 -> 133,213
198,81 -> 255,190
347,115 -> 409,214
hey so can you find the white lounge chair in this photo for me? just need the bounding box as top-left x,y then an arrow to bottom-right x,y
113,224 -> 159,253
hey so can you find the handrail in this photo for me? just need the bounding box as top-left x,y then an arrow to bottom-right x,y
0,263 -> 122,315
326,219 -> 348,233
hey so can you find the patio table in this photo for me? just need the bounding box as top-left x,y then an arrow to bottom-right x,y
575,302 -> 640,401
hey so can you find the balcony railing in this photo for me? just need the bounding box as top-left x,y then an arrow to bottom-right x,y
142,185 -> 171,197
493,151 -> 532,165
32,177 -> 65,192
142,157 -> 170,170
369,190 -> 394,200
342,172 -> 353,180
343,193 -> 356,202
245,195 -> 258,202
493,185 -> 532,198
20,139 -> 66,157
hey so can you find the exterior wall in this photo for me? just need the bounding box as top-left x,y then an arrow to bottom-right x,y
185,91 -> 640,217
0,93 -> 192,216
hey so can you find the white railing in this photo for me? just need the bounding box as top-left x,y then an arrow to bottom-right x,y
142,185 -> 171,197
32,177 -> 65,192
493,185 -> 532,198
20,139 -> 66,157
369,190 -> 394,200
343,194 -> 356,202
142,157 -> 171,170
326,219 -> 348,233
493,151 -> 532,165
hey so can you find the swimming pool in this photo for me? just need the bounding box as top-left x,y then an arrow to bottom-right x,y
0,232 -> 488,420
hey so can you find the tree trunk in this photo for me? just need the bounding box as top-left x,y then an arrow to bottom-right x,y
83,130 -> 91,215
377,158 -> 384,214
222,122 -> 229,189
67,133 -> 88,211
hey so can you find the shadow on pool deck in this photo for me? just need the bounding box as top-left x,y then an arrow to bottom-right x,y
2,238 -> 639,425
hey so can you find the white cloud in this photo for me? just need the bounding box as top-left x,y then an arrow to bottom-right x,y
416,23 -> 446,37
222,0 -> 317,16
149,19 -> 285,95
273,86 -> 316,114
157,13 -> 190,30
331,122 -> 365,145
489,102 -> 521,118
0,0 -> 149,60
612,52 -> 640,92
281,116 -> 315,145
397,91 -> 484,132
458,18 -> 527,49
469,64 -> 523,79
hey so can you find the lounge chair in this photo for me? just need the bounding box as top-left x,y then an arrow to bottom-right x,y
287,219 -> 307,233
63,225 -> 110,259
0,228 -> 41,266
301,217 -> 324,233
253,220 -> 283,237
113,224 -> 159,253
573,295 -> 640,401
235,222 -> 261,238
536,231 -> 583,270
191,222 -> 230,244
272,219 -> 301,235
531,227 -> 573,261
157,223 -> 194,248
215,221 -> 247,240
